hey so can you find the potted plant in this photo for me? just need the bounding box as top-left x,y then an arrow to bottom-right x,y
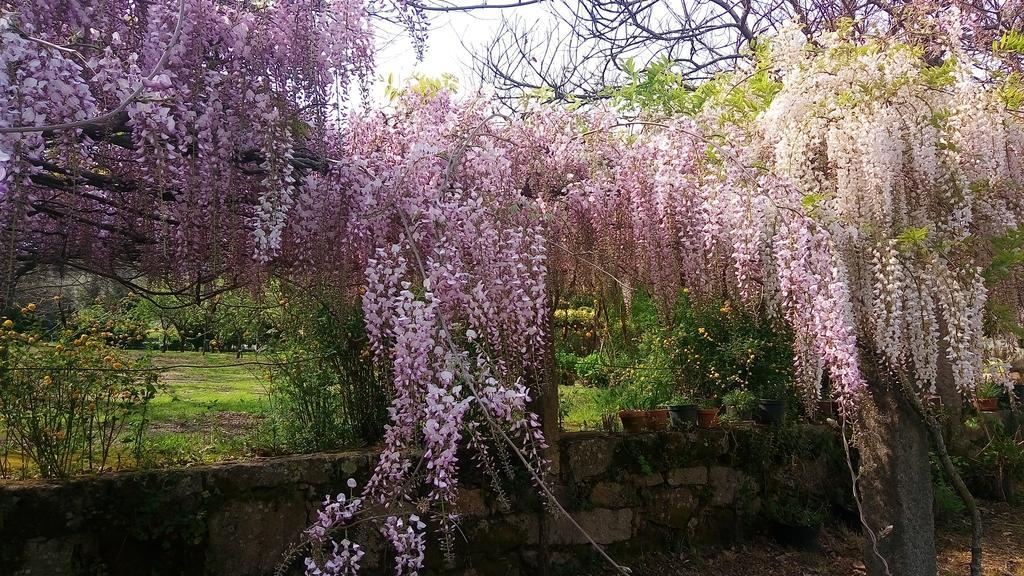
617,403 -> 669,432
667,393 -> 698,428
755,379 -> 787,425
697,397 -> 719,428
613,339 -> 674,432
618,408 -> 647,433
767,491 -> 828,549
722,389 -> 757,422
616,390 -> 670,433
645,407 -> 670,431
976,381 -> 1001,412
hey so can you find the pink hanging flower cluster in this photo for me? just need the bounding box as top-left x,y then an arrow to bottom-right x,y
771,215 -> 865,409
760,24 -> 1022,400
298,93 -> 551,574
382,515 -> 427,575
1,0 -> 374,282
304,539 -> 364,576
543,114 -> 867,409
535,27 -> 1023,411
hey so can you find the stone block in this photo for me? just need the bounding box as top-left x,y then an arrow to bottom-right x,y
643,488 -> 697,528
630,472 -> 664,487
548,508 -> 633,545
709,465 -> 736,506
563,436 -> 618,481
12,535 -> 97,576
707,466 -> 753,507
667,466 -> 707,486
469,514 -> 540,549
205,459 -> 294,493
457,488 -> 489,516
589,481 -> 627,508
206,493 -> 309,576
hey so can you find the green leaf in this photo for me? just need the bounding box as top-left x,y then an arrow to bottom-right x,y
801,193 -> 826,210
896,226 -> 929,246
994,29 -> 1024,55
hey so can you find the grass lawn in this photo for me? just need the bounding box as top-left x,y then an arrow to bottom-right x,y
144,351 -> 270,422
559,385 -> 616,432
136,351 -> 273,467
4,354 -> 618,476
1,351 -> 274,477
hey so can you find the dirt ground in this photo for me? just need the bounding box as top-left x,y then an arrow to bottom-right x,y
147,410 -> 261,435
617,501 -> 1024,576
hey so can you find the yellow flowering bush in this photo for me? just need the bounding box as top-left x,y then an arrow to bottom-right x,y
670,294 -> 795,402
0,309 -> 158,478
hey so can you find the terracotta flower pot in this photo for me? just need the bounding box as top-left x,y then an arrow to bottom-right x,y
976,397 -> 999,412
697,407 -> 719,428
619,410 -> 647,433
645,409 -> 669,431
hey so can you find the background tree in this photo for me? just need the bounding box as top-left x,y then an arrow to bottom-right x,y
473,0 -> 1024,104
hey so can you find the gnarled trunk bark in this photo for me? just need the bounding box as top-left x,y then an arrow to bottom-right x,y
857,377 -> 936,576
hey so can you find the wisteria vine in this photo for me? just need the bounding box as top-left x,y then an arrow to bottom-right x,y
4,2 -> 1024,574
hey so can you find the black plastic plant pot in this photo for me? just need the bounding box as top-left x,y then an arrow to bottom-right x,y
756,398 -> 785,425
668,404 -> 698,428
770,521 -> 821,550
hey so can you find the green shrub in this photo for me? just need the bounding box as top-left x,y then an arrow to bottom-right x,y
552,305 -> 602,354
263,290 -> 389,452
265,356 -> 353,452
976,380 -> 1003,400
608,330 -> 676,410
0,315 -> 157,478
931,454 -> 967,521
69,295 -> 152,350
723,388 -> 758,419
974,431 -> 1024,502
555,350 -> 578,375
575,351 -> 612,387
670,294 -> 794,401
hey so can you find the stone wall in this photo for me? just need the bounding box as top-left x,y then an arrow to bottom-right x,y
0,427 -> 848,576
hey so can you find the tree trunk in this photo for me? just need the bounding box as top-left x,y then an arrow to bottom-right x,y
537,309 -> 561,474
857,377 -> 936,576
530,309 -> 562,576
936,322 -> 969,454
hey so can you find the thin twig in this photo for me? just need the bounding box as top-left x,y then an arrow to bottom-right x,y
840,417 -> 893,576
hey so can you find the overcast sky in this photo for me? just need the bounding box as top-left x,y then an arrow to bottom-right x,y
368,4 -> 551,102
